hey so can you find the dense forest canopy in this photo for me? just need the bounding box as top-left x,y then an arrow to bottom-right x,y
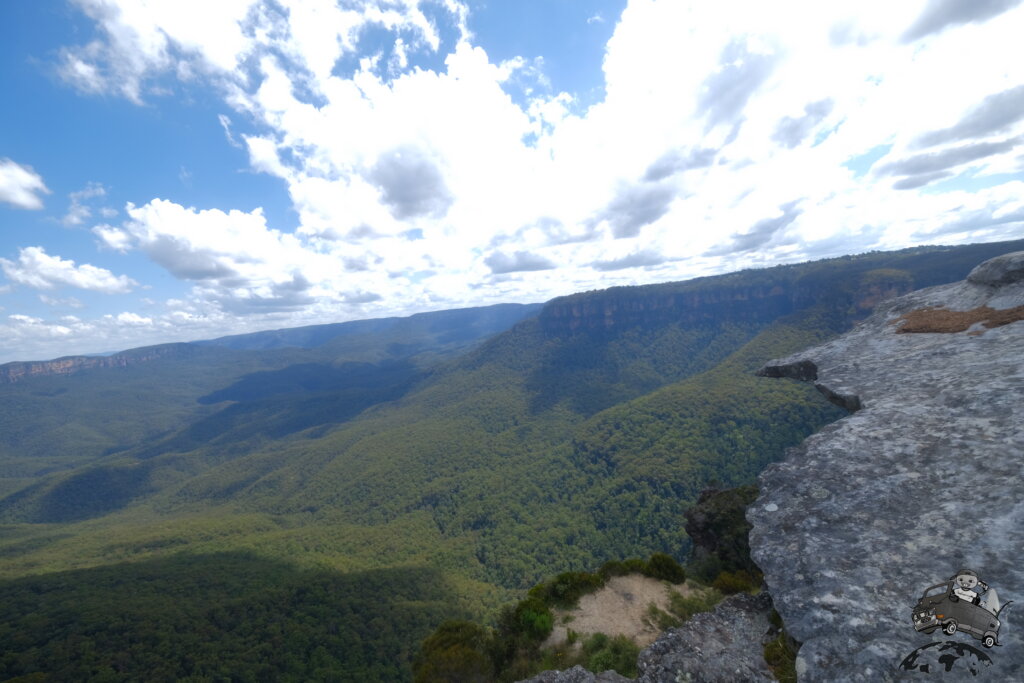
0,240 -> 1021,680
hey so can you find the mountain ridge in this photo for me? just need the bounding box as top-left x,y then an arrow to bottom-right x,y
2,239 -> 1024,680
6,240 -> 1019,381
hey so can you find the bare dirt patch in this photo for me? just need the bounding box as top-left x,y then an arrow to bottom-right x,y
542,575 -> 697,649
894,305 -> 1024,334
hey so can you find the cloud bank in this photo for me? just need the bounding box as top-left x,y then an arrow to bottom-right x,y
2,0 -> 1024,362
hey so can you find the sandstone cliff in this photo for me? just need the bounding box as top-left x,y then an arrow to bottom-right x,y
749,251 -> 1024,680
535,239 -> 1024,337
0,343 -> 203,384
537,268 -> 914,336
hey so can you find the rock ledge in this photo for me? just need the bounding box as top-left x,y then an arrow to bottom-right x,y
749,252 -> 1024,681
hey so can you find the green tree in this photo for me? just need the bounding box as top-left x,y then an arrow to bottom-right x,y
414,621 -> 494,683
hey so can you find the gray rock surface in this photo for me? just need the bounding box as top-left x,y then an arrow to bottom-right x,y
519,665 -> 632,682
748,251 -> 1024,681
635,591 -> 776,682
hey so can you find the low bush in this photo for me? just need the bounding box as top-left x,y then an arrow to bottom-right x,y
599,554 -> 685,583
764,611 -> 799,683
582,633 -> 639,677
666,586 -> 724,621
645,602 -> 681,631
529,571 -> 605,609
711,569 -> 760,594
642,553 -> 686,583
413,620 -> 494,683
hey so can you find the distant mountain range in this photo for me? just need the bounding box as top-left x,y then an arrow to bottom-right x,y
1,238 -> 1021,681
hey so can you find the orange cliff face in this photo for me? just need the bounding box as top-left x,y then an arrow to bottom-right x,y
0,344 -> 198,384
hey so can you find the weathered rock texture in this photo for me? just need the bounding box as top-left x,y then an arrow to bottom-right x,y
749,251 -> 1024,681
520,665 -> 632,683
635,591 -> 776,682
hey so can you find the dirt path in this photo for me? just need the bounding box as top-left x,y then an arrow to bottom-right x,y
543,574 -> 697,649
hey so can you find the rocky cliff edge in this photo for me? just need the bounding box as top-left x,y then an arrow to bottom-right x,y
749,251 -> 1024,680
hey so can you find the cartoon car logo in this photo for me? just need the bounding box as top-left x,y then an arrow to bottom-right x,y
912,581 -> 1009,648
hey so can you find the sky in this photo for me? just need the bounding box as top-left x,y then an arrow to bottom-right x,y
1,0 -> 1023,363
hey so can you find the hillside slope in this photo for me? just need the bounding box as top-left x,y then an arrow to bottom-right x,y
0,240 -> 1022,680
0,303 -> 540,489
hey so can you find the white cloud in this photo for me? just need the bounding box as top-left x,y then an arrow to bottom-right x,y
0,308 -> 199,362
218,113 -> 243,148
104,199 -> 338,313
0,159 -> 50,210
62,182 -> 107,226
39,294 -> 86,309
9,314 -> 44,325
93,224 -> 134,252
27,0 -> 1024,357
59,0 -> 471,102
60,0 -> 261,102
113,311 -> 153,325
902,0 -> 1024,42
484,250 -> 557,274
0,246 -> 137,293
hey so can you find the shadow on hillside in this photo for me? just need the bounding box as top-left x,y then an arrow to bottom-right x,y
0,551 -> 464,682
0,361 -> 427,524
144,359 -> 425,456
197,360 -> 420,405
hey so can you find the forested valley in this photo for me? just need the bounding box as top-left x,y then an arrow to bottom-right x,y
1,239 -> 1020,681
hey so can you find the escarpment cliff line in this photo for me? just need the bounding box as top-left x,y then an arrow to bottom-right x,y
0,343 -> 203,384
749,251 -> 1024,681
536,239 -> 1024,336
537,271 -> 913,335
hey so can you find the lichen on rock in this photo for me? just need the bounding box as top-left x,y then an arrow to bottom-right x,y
749,251 -> 1024,681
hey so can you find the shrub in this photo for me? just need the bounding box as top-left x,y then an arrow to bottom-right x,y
413,620 -> 494,683
582,632 -> 609,654
582,633 -> 639,677
512,596 -> 554,642
666,587 -> 724,621
598,557 -> 650,578
530,571 -> 605,609
598,560 -> 628,578
622,558 -> 647,574
645,602 -> 681,631
643,553 -> 686,583
601,555 -> 685,582
764,632 -> 798,683
711,569 -> 759,595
